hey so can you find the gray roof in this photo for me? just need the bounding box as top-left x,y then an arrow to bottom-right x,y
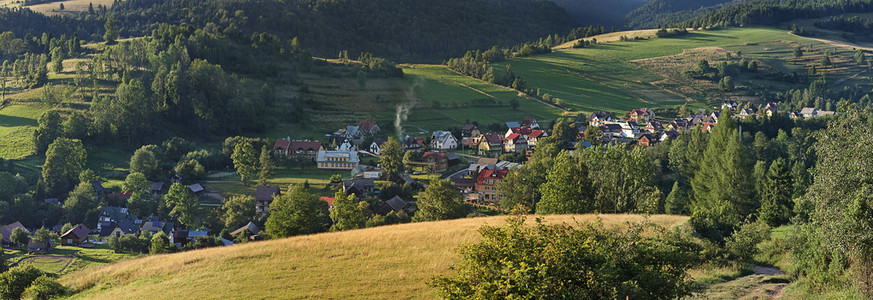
385,196 -> 408,212
189,183 -> 205,193
316,150 -> 360,163
255,186 -> 280,202
505,121 -> 520,128
231,222 -> 261,236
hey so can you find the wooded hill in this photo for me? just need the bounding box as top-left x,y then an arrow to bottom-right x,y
106,0 -> 578,63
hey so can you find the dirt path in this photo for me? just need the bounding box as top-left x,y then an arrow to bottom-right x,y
688,265 -> 789,300
789,32 -> 873,52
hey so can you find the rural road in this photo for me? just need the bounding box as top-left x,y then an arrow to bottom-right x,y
789,32 -> 873,52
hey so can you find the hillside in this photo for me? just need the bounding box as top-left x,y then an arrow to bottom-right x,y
494,27 -> 873,114
624,0 -> 736,29
550,0 -> 648,26
60,214 -> 689,299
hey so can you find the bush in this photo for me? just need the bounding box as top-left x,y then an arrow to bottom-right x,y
430,216 -> 701,299
20,275 -> 67,300
724,221 -> 770,262
0,266 -> 44,300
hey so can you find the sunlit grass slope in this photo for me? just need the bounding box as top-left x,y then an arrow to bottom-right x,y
62,214 -> 689,299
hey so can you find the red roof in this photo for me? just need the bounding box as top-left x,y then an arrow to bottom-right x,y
506,133 -> 527,144
630,109 -> 648,116
477,169 -> 508,183
422,152 -> 447,161
273,139 -> 291,150
529,130 -> 545,138
320,196 -> 335,206
357,120 -> 378,131
289,140 -> 322,151
509,127 -> 532,135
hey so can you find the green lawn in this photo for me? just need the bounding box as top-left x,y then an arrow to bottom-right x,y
5,244 -> 139,275
0,104 -> 48,159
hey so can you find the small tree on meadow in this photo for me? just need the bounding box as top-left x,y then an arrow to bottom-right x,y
412,179 -> 464,222
10,228 -> 29,247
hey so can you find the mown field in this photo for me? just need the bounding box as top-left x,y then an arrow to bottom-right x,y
60,214 -> 690,299
4,244 -> 138,275
0,104 -> 48,159
495,27 -> 870,115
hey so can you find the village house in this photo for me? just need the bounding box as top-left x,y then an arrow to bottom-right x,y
477,134 -> 503,157
422,152 -> 449,171
321,196 -> 336,210
527,130 -> 547,148
638,134 -> 658,147
505,127 -> 531,139
588,111 -> 615,126
618,121 -> 640,139
149,181 -> 165,196
316,150 -> 360,170
661,131 -> 680,141
799,107 -> 836,119
600,123 -> 623,139
189,183 -> 205,195
97,206 -> 140,232
352,165 -> 384,179
27,240 -> 51,254
356,120 -> 381,135
702,122 -> 718,132
99,220 -> 139,239
628,108 -> 655,123
503,133 -> 528,153
255,186 -> 281,214
343,178 -> 376,196
461,124 -> 481,137
667,119 -> 689,131
0,222 -> 28,246
402,136 -> 426,152
170,229 -> 209,247
140,219 -> 174,235
451,178 -> 477,194
737,108 -> 756,119
462,136 -> 481,149
476,169 -> 508,204
521,118 -> 540,129
273,139 -> 323,159
431,131 -> 458,150
384,196 -> 412,213
645,121 -> 663,133
231,222 -> 261,239
61,224 -> 90,246
764,102 -> 778,117
369,139 -> 387,155
332,137 -> 358,152
721,99 -> 739,111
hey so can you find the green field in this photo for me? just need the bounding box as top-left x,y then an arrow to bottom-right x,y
0,104 -> 48,159
5,244 -> 139,275
493,27 -> 859,114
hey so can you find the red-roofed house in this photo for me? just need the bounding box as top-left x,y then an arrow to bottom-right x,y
504,127 -> 532,139
320,196 -> 335,210
476,169 -> 509,203
356,120 -> 381,135
503,133 -> 528,153
422,152 -> 448,171
629,108 -> 654,123
527,130 -> 547,148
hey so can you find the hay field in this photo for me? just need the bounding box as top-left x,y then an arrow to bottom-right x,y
61,214 -> 689,299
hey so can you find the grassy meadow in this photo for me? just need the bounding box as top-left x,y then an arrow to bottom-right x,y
0,104 -> 48,159
5,244 -> 138,275
494,27 -> 872,115
60,214 -> 690,299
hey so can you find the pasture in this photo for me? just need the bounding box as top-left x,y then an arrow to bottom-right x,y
61,214 -> 690,299
0,104 -> 47,159
493,27 -> 872,114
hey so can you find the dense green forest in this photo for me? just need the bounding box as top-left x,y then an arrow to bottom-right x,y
106,0 -> 577,62
624,0 -> 735,29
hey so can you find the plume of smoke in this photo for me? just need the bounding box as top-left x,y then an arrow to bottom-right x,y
395,78 -> 423,140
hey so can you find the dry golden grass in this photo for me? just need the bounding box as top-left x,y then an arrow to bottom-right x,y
26,0 -> 114,16
554,29 -> 661,50
62,214 -> 689,299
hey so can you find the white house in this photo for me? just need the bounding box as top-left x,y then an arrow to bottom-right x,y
369,139 -> 387,155
431,131 -> 458,150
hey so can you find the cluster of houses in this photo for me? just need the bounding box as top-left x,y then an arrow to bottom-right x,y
461,118 -> 549,157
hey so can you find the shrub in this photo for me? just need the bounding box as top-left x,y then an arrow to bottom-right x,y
0,266 -> 44,300
430,216 -> 701,299
724,221 -> 770,262
20,275 -> 67,300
